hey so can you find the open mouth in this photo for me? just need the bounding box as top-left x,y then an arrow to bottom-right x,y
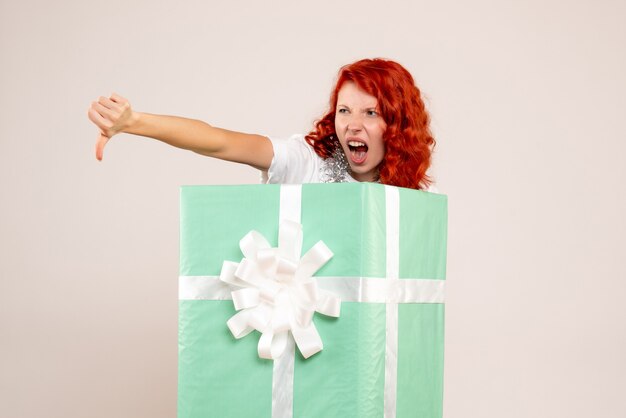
347,140 -> 368,164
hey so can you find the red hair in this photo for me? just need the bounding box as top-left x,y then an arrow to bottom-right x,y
305,58 -> 435,190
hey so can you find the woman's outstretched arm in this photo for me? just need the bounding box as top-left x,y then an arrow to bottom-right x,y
87,93 -> 273,170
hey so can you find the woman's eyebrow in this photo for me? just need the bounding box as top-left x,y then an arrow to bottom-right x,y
337,103 -> 378,108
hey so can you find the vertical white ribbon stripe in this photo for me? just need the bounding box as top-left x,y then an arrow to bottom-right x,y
272,335 -> 296,418
279,184 -> 301,224
384,186 -> 400,418
272,184 -> 301,418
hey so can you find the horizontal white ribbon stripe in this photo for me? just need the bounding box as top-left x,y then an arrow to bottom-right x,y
179,275 -> 445,304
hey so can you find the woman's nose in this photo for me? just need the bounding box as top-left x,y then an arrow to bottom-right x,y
347,115 -> 364,132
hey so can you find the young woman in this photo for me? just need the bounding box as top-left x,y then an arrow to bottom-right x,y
88,58 -> 435,190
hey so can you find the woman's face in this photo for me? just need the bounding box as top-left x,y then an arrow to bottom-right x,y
334,82 -> 387,182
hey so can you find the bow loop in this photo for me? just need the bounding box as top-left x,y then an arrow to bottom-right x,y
240,230 -> 271,260
276,257 -> 298,281
231,288 -> 260,311
256,248 -> 278,275
297,241 -> 334,279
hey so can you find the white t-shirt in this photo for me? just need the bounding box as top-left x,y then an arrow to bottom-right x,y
260,133 -> 439,193
261,134 -> 358,184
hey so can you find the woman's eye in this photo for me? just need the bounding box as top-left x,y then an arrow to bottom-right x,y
367,110 -> 378,117
337,108 -> 348,114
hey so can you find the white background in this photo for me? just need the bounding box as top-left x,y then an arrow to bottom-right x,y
1,0 -> 625,417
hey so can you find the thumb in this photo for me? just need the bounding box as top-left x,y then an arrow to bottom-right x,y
96,132 -> 110,161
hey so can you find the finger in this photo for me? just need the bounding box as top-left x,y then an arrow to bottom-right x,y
110,93 -> 128,105
98,95 -> 118,110
87,106 -> 112,132
93,101 -> 116,120
96,133 -> 110,161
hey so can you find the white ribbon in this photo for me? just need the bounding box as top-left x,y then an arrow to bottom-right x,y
180,276 -> 445,304
218,219 -> 340,360
384,186 -> 400,418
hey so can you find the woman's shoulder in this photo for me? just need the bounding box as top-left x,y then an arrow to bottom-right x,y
271,133 -> 312,148
262,133 -> 323,184
267,133 -> 321,162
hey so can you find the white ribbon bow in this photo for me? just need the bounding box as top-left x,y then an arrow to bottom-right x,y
219,220 -> 341,360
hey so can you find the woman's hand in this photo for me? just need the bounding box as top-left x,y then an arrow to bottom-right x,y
87,93 -> 137,161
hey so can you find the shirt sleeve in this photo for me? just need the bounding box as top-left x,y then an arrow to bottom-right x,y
261,134 -> 319,184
